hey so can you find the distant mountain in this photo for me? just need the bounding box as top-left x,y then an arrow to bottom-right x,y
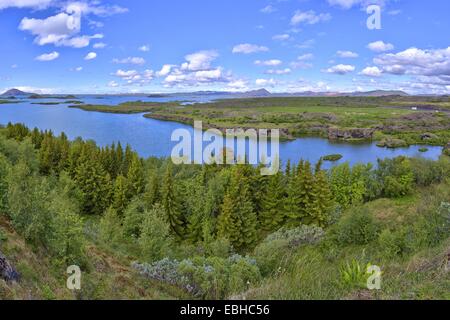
1,88 -> 34,97
237,88 -> 272,98
347,90 -> 409,97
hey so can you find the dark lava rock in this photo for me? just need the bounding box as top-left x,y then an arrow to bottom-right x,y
328,128 -> 375,140
0,252 -> 20,282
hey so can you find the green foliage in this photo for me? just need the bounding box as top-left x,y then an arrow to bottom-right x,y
134,255 -> 261,299
217,167 -> 258,250
339,259 -> 370,289
331,208 -> 380,246
162,164 -> 185,239
377,157 -> 414,198
139,204 -> 172,262
99,207 -> 123,246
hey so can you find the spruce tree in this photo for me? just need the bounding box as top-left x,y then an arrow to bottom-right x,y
161,165 -> 185,239
260,171 -> 286,232
113,175 -> 129,216
217,168 -> 257,250
126,154 -> 145,198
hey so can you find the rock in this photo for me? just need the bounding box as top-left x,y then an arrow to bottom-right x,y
421,133 -> 439,141
376,138 -> 408,148
328,128 -> 375,140
0,251 -> 20,282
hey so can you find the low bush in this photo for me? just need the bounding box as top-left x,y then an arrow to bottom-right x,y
133,254 -> 261,299
330,209 -> 380,246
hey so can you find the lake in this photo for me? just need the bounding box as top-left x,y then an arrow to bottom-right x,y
0,95 -> 443,169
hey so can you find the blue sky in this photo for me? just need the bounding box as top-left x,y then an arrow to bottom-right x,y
0,0 -> 449,94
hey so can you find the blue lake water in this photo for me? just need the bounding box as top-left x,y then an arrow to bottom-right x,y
0,95 -> 443,169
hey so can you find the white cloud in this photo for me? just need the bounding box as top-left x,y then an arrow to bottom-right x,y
18,2 -> 126,48
272,34 -> 290,41
290,61 -> 313,70
260,5 -> 276,14
113,68 -> 154,85
70,66 -> 83,72
35,51 -> 59,61
113,57 -> 146,65
84,52 -> 97,60
337,50 -> 359,58
0,0 -> 53,10
297,53 -> 314,61
265,68 -> 292,75
374,47 -> 450,78
291,10 -> 331,25
227,79 -> 249,91
327,0 -> 389,10
255,78 -> 277,87
93,42 -> 106,49
255,59 -> 282,67
64,2 -> 128,17
181,50 -> 218,71
232,43 -> 269,54
108,80 -> 119,87
19,9 -> 105,48
156,64 -> 174,77
139,45 -> 150,52
367,40 -> 394,52
360,66 -> 382,77
324,64 -> 355,74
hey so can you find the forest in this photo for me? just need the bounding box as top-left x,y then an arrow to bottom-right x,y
0,122 -> 449,300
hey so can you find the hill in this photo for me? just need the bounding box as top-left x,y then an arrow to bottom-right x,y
0,89 -> 33,97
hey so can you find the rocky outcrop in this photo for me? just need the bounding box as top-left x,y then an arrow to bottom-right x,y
0,251 -> 20,282
376,138 -> 408,148
328,128 -> 375,140
421,132 -> 439,141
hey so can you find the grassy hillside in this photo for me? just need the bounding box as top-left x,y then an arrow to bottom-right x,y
0,123 -> 449,300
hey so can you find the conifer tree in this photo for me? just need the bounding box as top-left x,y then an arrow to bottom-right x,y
309,160 -> 333,227
113,175 -> 129,216
126,154 -> 145,198
260,171 -> 286,232
217,168 -> 257,250
74,151 -> 112,215
162,165 -> 185,239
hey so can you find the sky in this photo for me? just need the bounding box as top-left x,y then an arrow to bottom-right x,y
0,0 -> 449,94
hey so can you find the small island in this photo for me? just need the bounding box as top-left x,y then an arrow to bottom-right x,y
322,154 -> 343,161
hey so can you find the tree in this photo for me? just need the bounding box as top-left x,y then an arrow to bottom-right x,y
99,207 -> 123,246
126,154 -> 145,198
139,204 -> 172,262
162,165 -> 185,239
113,175 -> 129,216
74,150 -> 112,215
306,160 -> 333,227
217,167 -> 257,250
260,171 -> 286,232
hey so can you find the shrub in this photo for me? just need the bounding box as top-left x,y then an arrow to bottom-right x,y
139,204 -> 172,262
378,229 -> 405,259
133,255 -> 261,299
265,225 -> 325,247
331,209 -> 380,246
253,225 -> 325,276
